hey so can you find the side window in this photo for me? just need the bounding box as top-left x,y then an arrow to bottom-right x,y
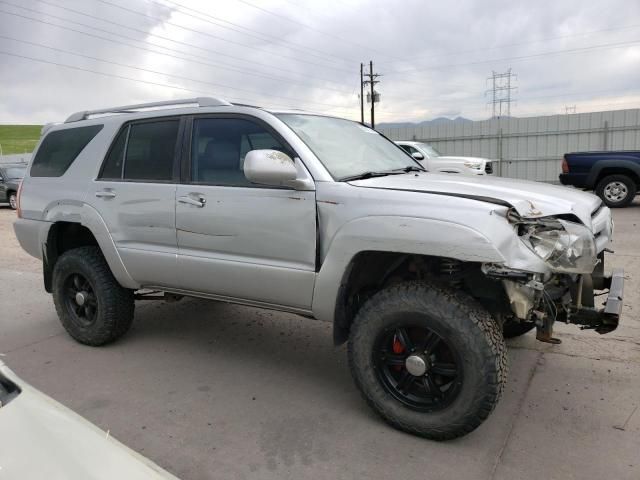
124,121 -> 179,181
100,128 -> 127,180
399,144 -> 412,154
191,118 -> 287,187
31,125 -> 103,177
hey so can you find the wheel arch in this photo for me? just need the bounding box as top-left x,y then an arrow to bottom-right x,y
311,216 -> 507,344
588,160 -> 640,188
42,203 -> 138,292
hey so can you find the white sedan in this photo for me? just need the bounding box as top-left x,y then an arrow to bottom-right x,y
395,141 -> 494,176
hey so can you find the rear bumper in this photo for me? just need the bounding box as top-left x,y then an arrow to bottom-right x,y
559,173 -> 570,185
566,269 -> 624,334
13,217 -> 49,260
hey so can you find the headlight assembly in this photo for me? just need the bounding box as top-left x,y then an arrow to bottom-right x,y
463,161 -> 483,170
520,218 -> 597,274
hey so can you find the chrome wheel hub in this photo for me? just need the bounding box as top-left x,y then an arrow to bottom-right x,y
75,291 -> 88,306
405,354 -> 428,376
604,182 -> 628,202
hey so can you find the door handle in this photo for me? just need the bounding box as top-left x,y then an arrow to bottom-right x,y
95,190 -> 116,198
178,195 -> 206,207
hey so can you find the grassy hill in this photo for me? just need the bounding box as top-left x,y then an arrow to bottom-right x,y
0,125 -> 42,155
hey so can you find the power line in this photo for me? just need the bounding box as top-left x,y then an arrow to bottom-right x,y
0,3 -> 352,92
377,22 -> 640,67
384,37 -> 640,76
92,0 -> 353,74
0,35 -> 351,110
229,0 -> 404,62
0,50 -> 355,114
149,0 -> 356,66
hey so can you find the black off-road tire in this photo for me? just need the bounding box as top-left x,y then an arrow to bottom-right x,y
348,281 -> 507,440
502,319 -> 536,339
595,174 -> 636,208
52,246 -> 135,346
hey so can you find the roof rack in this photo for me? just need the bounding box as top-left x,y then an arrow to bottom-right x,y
64,97 -> 232,123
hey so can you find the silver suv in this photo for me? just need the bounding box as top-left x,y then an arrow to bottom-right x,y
14,98 -> 624,440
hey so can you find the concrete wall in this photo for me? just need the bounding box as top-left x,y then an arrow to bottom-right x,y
380,109 -> 640,182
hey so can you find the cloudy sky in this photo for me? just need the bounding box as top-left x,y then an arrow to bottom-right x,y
1,0 -> 640,124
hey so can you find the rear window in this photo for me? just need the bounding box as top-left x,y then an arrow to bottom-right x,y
31,125 -> 103,177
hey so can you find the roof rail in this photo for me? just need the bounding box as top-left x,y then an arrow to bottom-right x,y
64,97 -> 232,123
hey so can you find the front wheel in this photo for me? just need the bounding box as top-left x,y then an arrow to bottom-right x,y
348,282 -> 507,440
52,246 -> 134,346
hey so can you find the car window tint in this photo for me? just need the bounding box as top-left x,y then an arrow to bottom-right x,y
123,121 -> 179,181
31,125 -> 103,177
191,118 -> 286,187
99,128 -> 127,179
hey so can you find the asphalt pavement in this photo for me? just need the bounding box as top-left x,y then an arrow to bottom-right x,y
0,201 -> 638,480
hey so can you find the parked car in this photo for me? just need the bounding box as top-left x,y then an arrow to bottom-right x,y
0,163 -> 26,209
395,141 -> 493,176
0,360 -> 177,479
14,98 -> 623,440
560,150 -> 640,207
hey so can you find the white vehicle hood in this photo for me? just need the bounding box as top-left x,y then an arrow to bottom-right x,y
350,172 -> 602,225
0,362 -> 178,480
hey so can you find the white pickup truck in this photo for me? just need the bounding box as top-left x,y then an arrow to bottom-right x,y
396,141 -> 493,176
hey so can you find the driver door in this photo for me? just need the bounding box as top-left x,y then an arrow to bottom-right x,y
175,115 -> 317,310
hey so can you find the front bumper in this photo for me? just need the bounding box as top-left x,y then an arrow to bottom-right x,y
561,268 -> 624,334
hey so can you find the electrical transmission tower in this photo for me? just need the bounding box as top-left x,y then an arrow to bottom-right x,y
486,69 -> 517,118
360,61 -> 381,128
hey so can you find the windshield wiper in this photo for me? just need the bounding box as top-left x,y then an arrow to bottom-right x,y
393,165 -> 425,173
340,170 -> 406,182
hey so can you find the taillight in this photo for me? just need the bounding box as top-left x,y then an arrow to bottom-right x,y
561,157 -> 569,174
16,179 -> 23,218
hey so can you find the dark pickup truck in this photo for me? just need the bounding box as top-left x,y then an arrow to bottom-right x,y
0,164 -> 26,210
560,151 -> 640,207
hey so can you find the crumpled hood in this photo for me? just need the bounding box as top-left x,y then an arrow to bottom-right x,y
349,172 -> 602,225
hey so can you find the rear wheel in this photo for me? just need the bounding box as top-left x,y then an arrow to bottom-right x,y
596,174 -> 636,208
52,246 -> 134,346
348,282 -> 507,440
8,192 -> 17,210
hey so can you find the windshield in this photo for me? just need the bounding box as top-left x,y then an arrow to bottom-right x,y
2,167 -> 26,178
277,114 -> 420,180
417,143 -> 441,157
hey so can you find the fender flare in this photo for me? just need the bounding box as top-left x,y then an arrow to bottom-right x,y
586,159 -> 640,188
311,215 -> 506,324
42,201 -> 139,290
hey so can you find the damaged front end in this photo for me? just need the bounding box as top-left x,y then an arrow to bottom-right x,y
485,209 -> 623,343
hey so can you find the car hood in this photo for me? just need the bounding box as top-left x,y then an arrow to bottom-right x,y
349,172 -> 601,224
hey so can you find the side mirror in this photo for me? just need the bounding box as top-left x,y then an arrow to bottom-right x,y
412,151 -> 425,160
243,149 -> 298,187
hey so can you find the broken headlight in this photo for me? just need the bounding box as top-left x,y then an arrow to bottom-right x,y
520,219 -> 597,274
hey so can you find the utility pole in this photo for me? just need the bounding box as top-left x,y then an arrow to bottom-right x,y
564,105 -> 577,114
486,69 -> 517,118
362,60 -> 380,129
360,63 -> 364,125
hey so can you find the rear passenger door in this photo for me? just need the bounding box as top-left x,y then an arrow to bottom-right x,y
174,115 -> 317,310
93,118 -> 182,287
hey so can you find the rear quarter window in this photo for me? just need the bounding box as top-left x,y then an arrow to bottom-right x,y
30,125 -> 103,177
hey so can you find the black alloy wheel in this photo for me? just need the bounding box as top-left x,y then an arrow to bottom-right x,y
374,325 -> 462,412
